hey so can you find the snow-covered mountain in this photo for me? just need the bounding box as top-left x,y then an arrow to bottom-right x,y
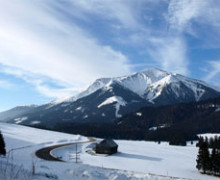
52,68 -> 219,105
0,68 -> 220,126
0,105 -> 37,122
51,68 -> 169,104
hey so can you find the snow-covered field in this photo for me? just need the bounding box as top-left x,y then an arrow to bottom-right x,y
0,122 -> 219,180
51,141 -> 219,180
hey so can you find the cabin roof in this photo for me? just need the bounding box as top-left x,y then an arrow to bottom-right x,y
97,139 -> 118,148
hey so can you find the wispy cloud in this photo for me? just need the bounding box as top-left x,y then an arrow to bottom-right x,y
167,0 -> 220,39
119,0 -> 190,75
35,84 -> 78,99
147,36 -> 188,75
167,0 -> 208,33
204,61 -> 220,84
59,0 -> 141,29
161,0 -> 220,80
0,0 -> 132,98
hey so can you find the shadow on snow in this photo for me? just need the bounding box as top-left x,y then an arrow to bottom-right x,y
114,152 -> 162,162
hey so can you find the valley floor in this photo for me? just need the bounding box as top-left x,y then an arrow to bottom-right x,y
0,122 -> 219,180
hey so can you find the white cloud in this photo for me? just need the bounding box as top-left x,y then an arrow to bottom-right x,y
167,0 -> 206,33
64,0 -> 140,28
147,36 -> 189,75
204,61 -> 220,84
35,84 -> 78,99
0,0 -> 132,98
167,0 -> 220,35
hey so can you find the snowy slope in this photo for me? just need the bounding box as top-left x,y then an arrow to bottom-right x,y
50,78 -> 111,105
0,105 -> 37,122
144,73 -> 215,104
0,122 -> 86,145
0,123 -> 219,180
97,96 -> 127,118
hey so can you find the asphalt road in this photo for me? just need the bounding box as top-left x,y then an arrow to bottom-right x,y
35,139 -> 95,162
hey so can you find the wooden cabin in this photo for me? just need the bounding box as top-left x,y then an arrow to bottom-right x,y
95,139 -> 118,155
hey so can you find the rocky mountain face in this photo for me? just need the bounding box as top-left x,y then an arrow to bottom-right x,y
0,68 -> 220,128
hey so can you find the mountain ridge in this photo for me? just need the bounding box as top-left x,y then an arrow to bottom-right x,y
0,68 -> 220,126
51,68 -> 220,105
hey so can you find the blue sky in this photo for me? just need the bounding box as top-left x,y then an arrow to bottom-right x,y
0,0 -> 220,111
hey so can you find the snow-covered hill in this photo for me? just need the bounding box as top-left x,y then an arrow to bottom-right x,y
0,105 -> 37,122
0,68 -> 220,126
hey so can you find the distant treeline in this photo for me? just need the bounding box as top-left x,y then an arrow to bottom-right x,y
31,122 -> 197,146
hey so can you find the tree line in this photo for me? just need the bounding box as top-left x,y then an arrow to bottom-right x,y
196,136 -> 220,176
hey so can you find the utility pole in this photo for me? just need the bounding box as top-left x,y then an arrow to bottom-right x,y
75,143 -> 78,163
69,143 -> 80,163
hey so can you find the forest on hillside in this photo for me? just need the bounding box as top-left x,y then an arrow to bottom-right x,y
30,97 -> 220,143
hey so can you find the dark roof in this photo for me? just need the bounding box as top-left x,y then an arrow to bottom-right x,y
98,139 -> 118,148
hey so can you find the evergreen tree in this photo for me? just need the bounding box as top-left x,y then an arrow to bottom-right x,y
196,142 -> 211,174
197,136 -> 220,176
210,137 -> 214,148
216,150 -> 220,175
211,147 -> 218,175
196,136 -> 204,147
0,131 -> 6,156
214,136 -> 218,148
218,137 -> 220,149
205,137 -> 209,145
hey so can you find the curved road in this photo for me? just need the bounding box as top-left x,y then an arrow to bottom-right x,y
35,139 -> 95,162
